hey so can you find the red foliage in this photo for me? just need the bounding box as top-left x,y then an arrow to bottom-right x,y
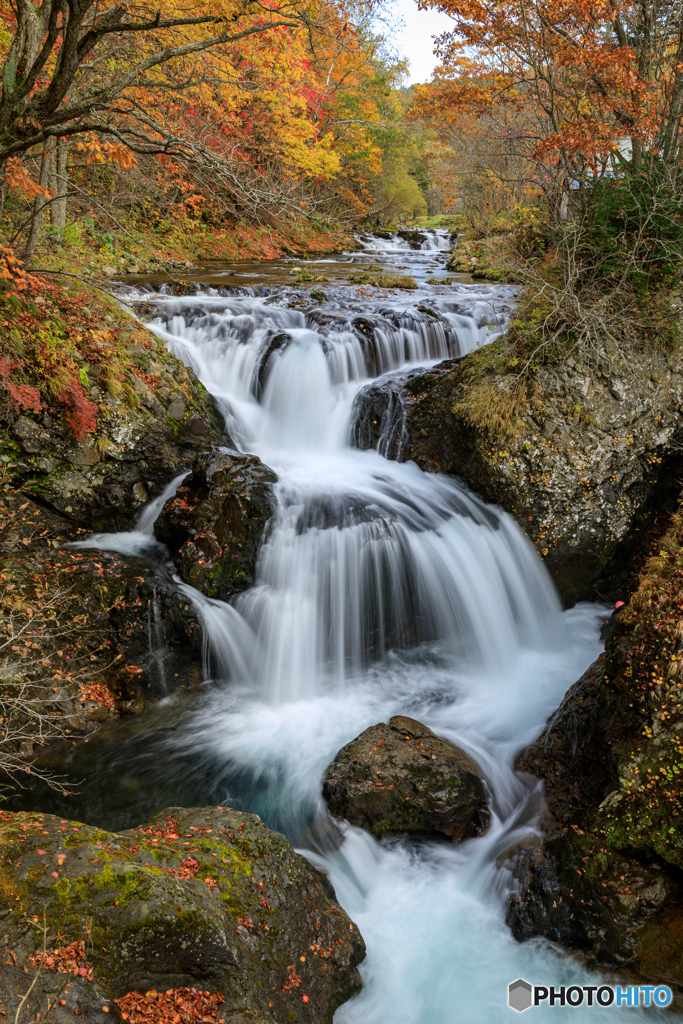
282,965 -> 302,993
78,681 -> 115,710
0,355 -> 42,412
116,987 -> 224,1024
167,856 -> 200,880
55,382 -> 97,441
29,939 -> 93,980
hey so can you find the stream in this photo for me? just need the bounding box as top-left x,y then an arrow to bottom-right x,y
24,232 -> 664,1020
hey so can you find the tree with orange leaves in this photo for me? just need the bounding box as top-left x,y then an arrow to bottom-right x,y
417,0 -> 683,202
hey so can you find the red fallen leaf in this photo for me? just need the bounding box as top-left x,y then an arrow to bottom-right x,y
37,850 -> 46,855
51,871 -> 59,878
203,877 -> 218,890
78,967 -> 87,977
115,988 -> 224,1024
302,994 -> 310,1003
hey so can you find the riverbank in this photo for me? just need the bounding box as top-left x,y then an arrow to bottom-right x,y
3,214 -> 357,283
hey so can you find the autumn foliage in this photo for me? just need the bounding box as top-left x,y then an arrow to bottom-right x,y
116,987 -> 225,1024
0,0 -> 406,245
416,0 -> 683,209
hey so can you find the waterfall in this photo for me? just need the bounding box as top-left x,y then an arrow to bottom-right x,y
74,251 -> 629,1022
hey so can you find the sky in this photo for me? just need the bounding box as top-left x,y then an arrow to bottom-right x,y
388,0 -> 454,84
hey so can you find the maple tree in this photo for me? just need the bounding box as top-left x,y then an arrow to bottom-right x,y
416,0 -> 683,209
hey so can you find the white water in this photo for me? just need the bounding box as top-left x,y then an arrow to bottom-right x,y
93,238 -> 661,1020
68,471 -> 188,556
357,228 -> 453,252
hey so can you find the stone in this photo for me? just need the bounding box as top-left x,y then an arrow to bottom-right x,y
0,807 -> 365,1024
507,506 -> 683,987
12,415 -> 43,454
323,716 -> 490,841
167,397 -> 187,421
67,442 -> 101,467
395,342 -> 683,605
154,448 -> 276,599
125,344 -> 148,359
101,266 -> 116,278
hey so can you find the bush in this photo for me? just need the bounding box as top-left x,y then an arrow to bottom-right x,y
580,162 -> 683,292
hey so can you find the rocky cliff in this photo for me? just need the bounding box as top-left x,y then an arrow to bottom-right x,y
507,501 -> 683,993
352,337 -> 683,605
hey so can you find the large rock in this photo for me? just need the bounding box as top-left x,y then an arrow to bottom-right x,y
323,716 -> 490,841
395,341 -> 683,605
154,448 -> 276,600
351,375 -> 414,460
5,332 -> 225,535
0,806 -> 365,1024
507,500 -> 683,989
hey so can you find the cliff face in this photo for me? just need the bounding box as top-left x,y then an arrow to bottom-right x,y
352,339 -> 683,605
507,503 -> 683,992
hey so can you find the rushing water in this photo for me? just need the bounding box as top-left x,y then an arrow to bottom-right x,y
62,231 -> 661,1020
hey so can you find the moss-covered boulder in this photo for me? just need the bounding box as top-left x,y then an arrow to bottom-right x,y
0,282 -> 225,534
0,806 -> 364,1024
322,716 -> 490,841
154,449 -> 276,599
507,500 -> 683,987
398,338 -> 683,605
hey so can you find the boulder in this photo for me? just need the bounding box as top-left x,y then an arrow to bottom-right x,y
0,806 -> 365,1024
398,340 -> 683,605
322,716 -> 490,841
350,376 -> 412,460
154,448 -> 276,599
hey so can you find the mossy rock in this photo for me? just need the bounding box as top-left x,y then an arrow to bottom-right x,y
0,806 -> 364,1024
323,716 -> 490,841
154,448 -> 276,600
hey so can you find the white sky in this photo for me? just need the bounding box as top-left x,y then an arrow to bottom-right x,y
386,0 -> 455,84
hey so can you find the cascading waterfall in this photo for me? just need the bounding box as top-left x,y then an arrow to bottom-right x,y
85,241 -> 652,1021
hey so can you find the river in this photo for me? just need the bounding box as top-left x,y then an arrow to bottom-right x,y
40,232 -> 663,1020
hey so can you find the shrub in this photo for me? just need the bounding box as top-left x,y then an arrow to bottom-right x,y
579,162 -> 683,292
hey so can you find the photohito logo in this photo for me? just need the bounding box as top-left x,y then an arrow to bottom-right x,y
508,980 -> 673,1011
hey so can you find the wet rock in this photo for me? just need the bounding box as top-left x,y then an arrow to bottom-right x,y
509,505 -> 683,989
503,832 -> 681,969
400,344 -> 683,605
0,806 -> 365,1024
351,374 -> 416,460
155,448 -> 276,599
256,332 -> 291,393
323,716 -> 490,841
396,229 -> 428,250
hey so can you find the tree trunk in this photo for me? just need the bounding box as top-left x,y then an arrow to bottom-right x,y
22,145 -> 52,264
51,138 -> 68,239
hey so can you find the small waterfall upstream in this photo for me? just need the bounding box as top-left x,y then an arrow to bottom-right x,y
78,234 -> 649,1020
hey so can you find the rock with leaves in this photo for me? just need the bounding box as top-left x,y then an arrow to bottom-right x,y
506,498 -> 683,988
323,716 -> 490,841
0,805 -> 365,1024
